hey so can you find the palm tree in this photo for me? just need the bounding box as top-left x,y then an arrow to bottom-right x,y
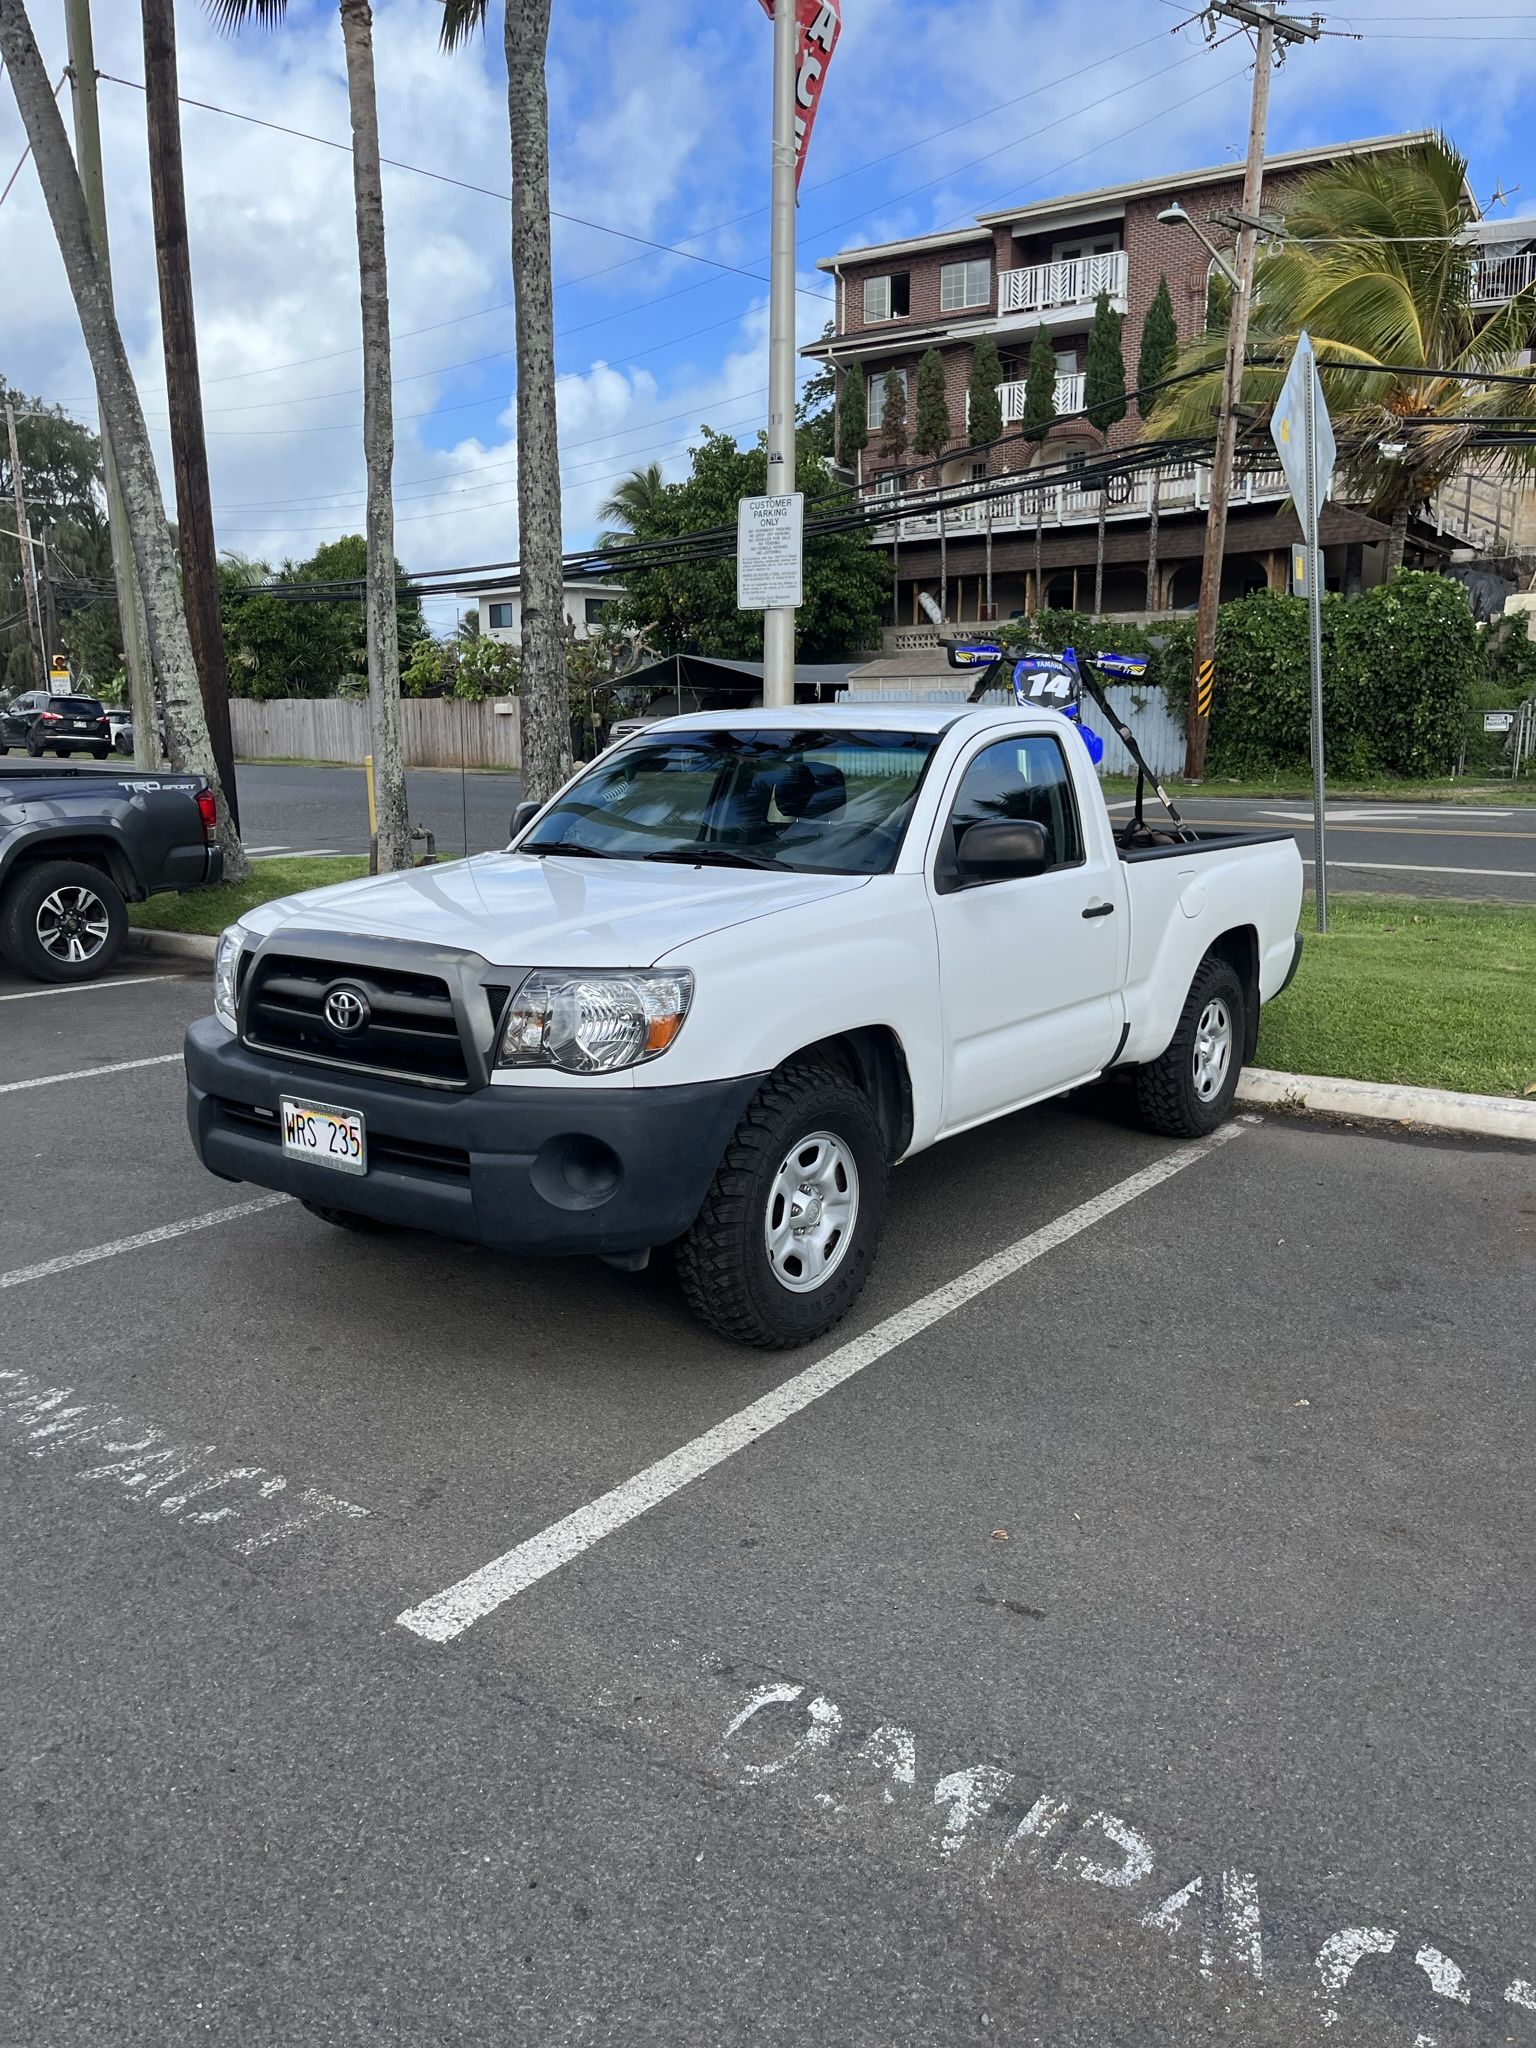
0,0 -> 248,878
1152,138 -> 1536,576
441,0 -> 568,803
596,462 -> 668,549
206,0 -> 412,870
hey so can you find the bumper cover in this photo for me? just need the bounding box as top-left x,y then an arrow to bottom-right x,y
184,1015 -> 763,1257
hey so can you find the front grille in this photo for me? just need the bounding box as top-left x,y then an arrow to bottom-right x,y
243,953 -> 469,1087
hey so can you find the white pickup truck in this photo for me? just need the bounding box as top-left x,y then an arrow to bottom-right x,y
184,706 -> 1303,1348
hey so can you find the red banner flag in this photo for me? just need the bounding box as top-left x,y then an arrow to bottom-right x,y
757,0 -> 842,187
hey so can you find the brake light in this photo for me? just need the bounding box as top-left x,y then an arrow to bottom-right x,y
39,711 -> 60,722
196,786 -> 218,840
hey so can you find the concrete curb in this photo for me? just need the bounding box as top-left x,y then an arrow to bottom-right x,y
1238,1067 -> 1535,1142
125,928 -> 217,966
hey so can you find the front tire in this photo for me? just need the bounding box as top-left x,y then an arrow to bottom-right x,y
0,859 -> 127,983
1135,955 -> 1245,1138
677,1061 -> 888,1350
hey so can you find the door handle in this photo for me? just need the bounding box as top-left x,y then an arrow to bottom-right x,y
1082,901 -> 1116,919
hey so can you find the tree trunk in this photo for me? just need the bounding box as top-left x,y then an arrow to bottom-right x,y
1146,471 -> 1161,612
1385,500 -> 1410,578
339,0 -> 411,870
5,399 -> 47,686
142,0 -> 238,829
505,0 -> 568,804
0,0 -> 246,877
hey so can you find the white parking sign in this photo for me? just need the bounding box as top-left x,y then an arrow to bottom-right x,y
737,493 -> 804,610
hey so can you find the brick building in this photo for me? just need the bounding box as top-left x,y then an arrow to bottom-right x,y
803,131 -> 1523,627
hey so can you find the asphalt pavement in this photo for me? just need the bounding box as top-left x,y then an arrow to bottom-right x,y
2,964 -> 1533,2045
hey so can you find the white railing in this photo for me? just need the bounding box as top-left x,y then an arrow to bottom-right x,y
1470,249 -> 1536,305
865,458 -> 1305,545
998,249 -> 1128,318
998,372 -> 1085,424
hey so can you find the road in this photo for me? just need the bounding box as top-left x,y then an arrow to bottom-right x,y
2,962 -> 1533,2045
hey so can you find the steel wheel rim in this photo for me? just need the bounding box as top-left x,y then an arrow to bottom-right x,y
36,884 -> 111,965
764,1129 -> 860,1295
1192,996 -> 1233,1102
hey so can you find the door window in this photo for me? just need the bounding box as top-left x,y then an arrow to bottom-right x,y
940,733 -> 1084,886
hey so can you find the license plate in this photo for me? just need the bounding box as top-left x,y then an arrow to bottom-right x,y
280,1096 -> 366,1175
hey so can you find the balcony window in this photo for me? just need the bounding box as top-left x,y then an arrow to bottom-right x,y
875,472 -> 905,498
864,272 -> 910,322
487,603 -> 515,629
868,368 -> 906,429
940,258 -> 992,312
584,597 -> 612,625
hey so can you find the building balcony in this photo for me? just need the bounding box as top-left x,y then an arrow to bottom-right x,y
999,372 -> 1085,424
865,456 -> 1310,546
998,249 -> 1128,320
1470,249 -> 1536,305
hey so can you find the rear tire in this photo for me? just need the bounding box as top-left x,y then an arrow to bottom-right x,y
677,1061 -> 888,1350
26,734 -> 43,757
1135,955 -> 1245,1138
1,859 -> 127,983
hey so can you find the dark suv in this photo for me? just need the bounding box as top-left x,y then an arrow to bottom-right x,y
0,691 -> 113,759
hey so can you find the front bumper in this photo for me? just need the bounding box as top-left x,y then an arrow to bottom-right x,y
184,1015 -> 763,1257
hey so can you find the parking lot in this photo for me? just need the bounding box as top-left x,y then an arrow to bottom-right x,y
2,959 -> 1533,2046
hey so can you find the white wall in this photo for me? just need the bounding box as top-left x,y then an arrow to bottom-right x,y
478,584 -> 624,646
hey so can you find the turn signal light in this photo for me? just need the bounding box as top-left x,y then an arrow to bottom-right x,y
196,786 -> 218,840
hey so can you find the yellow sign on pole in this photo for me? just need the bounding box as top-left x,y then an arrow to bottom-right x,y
1196,658 -> 1215,720
49,653 -> 70,687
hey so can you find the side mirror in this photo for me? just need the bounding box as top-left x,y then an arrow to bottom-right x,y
956,818 -> 1052,882
509,799 -> 541,839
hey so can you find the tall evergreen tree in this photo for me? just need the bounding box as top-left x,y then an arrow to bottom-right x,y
1022,324 -> 1057,440
913,348 -> 951,474
1084,289 -> 1127,432
879,367 -> 908,467
1136,275 -> 1178,418
837,360 -> 869,472
967,335 -> 1004,448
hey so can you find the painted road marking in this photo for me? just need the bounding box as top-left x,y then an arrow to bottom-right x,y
0,1052 -> 182,1095
0,1369 -> 368,1556
715,1676 -> 1536,2040
1302,857 -> 1533,880
0,974 -> 177,1003
253,846 -> 349,861
0,1194 -> 289,1290
396,1122 -> 1252,1644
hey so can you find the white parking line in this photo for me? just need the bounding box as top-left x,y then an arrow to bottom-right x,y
252,847 -> 350,861
396,1120 -> 1252,1644
0,974 -> 175,1003
0,1194 -> 290,1290
1303,858 -> 1533,880
0,1053 -> 182,1095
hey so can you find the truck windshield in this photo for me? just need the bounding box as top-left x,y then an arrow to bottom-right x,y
520,728 -> 940,875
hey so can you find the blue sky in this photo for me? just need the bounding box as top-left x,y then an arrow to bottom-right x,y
3,0 -> 1534,632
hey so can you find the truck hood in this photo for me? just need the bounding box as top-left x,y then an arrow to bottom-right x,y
239,851 -> 871,968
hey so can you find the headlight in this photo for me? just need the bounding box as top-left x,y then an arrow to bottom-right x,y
497,969 -> 693,1074
213,924 -> 245,1030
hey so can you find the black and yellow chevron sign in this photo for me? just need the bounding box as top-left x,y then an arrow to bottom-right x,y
1196,659 -> 1215,719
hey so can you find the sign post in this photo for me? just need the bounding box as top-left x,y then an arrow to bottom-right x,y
1272,331 -> 1335,933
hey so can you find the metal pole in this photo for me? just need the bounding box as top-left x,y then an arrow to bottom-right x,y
63,0 -> 157,766
762,0 -> 798,707
5,401 -> 47,687
1303,339 -> 1328,935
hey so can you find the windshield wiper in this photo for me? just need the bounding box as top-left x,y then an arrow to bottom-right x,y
523,840 -> 620,860
644,846 -> 791,872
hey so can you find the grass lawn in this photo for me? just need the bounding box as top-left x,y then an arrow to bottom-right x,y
129,855 -> 368,934
1258,894 -> 1536,1099
1100,774 -> 1536,806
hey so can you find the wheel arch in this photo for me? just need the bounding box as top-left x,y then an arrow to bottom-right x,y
1,831 -> 138,904
1206,924 -> 1260,1062
780,1025 -> 915,1164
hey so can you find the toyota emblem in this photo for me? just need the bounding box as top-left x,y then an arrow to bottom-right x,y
323,984 -> 370,1035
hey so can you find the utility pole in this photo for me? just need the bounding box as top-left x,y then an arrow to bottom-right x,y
64,0 -> 157,766
762,0 -> 798,707
140,0 -> 238,824
1184,0 -> 1318,780
5,401 -> 47,687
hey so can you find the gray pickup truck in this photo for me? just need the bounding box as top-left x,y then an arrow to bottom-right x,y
0,763 -> 223,983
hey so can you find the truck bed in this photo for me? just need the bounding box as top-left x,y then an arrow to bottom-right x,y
1114,821 -> 1296,862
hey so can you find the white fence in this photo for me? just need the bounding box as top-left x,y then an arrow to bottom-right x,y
999,250 -> 1128,317
999,372 -> 1085,424
231,696 -> 521,770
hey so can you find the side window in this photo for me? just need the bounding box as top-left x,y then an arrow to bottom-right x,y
942,734 -> 1085,883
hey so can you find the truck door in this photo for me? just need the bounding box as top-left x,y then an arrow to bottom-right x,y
928,729 -> 1124,1132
